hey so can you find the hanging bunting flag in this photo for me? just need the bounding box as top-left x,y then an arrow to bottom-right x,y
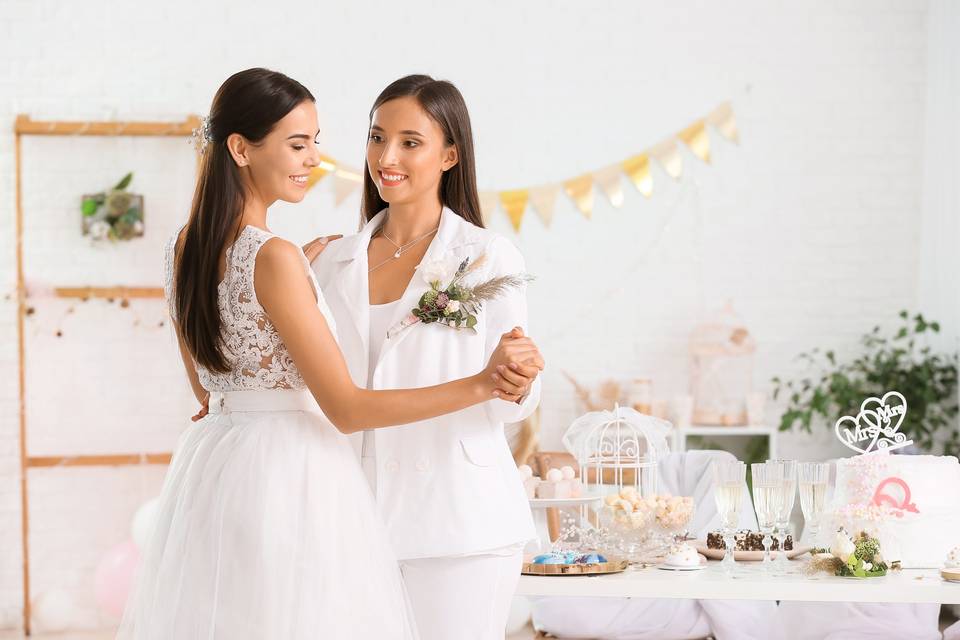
706,102 -> 739,144
307,167 -> 329,190
678,120 -> 711,164
300,102 -> 739,233
621,153 -> 653,198
340,164 -> 365,182
593,165 -> 625,208
479,191 -> 499,224
499,189 -> 529,232
333,167 -> 363,205
563,174 -> 595,219
650,138 -> 683,179
529,185 -> 560,227
307,154 -> 339,190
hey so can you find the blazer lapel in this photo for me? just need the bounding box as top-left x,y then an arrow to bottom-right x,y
332,211 -> 386,384
374,207 -> 482,371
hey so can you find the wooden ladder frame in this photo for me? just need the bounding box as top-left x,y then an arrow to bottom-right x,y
13,114 -> 199,635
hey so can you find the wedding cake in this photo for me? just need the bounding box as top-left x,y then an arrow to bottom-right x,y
828,453 -> 960,568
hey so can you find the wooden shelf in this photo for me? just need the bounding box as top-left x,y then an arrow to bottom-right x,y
14,114 -> 201,137
672,424 -> 779,458
677,424 -> 775,436
27,453 -> 173,468
14,113 -> 199,634
51,286 -> 164,299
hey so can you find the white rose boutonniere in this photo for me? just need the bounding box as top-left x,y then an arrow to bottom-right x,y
420,257 -> 459,288
386,252 -> 533,338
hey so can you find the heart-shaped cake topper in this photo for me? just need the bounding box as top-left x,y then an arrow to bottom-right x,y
834,391 -> 911,456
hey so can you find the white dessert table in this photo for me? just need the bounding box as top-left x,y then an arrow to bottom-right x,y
671,424 -> 779,458
516,563 -> 960,604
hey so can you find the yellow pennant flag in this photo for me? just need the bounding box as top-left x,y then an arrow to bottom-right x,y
621,153 -> 653,198
650,139 -> 683,179
593,165 -> 625,208
706,102 -> 739,143
306,154 -> 339,191
479,191 -> 499,224
333,167 -> 363,206
563,174 -> 594,219
499,189 -> 529,233
529,185 -> 560,227
678,120 -> 711,164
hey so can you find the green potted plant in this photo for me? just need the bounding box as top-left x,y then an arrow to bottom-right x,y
773,311 -> 959,456
81,172 -> 144,242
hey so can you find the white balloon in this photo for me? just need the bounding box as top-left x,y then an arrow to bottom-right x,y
505,595 -> 532,635
131,497 -> 162,550
31,588 -> 78,632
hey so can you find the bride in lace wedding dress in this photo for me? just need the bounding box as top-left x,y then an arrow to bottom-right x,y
117,69 -> 542,640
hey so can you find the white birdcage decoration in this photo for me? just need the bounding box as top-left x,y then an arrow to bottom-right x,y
689,302 -> 756,426
562,404 -> 671,498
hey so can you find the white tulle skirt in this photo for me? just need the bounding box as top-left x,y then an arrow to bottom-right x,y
117,389 -> 419,640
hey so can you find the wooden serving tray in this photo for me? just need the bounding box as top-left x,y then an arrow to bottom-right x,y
522,558 -> 629,576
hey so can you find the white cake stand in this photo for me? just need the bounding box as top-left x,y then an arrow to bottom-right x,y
528,495 -> 603,509
528,492 -> 602,543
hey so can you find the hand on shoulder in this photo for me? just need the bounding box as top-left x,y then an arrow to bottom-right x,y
302,234 -> 343,262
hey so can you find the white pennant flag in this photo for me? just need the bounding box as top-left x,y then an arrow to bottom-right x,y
529,185 -> 560,227
333,168 -> 363,206
478,191 -> 499,224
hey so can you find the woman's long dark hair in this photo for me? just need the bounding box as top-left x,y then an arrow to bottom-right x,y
175,68 -> 314,372
360,74 -> 484,229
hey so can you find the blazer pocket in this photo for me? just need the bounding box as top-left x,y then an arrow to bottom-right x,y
460,436 -> 496,467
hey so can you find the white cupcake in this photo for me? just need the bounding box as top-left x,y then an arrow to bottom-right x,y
664,543 -> 701,568
942,546 -> 960,582
945,546 -> 960,570
560,465 -> 584,497
536,467 -> 572,499
517,465 -> 540,499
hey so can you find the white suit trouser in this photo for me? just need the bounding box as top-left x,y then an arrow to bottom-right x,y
400,547 -> 524,640
364,435 -> 524,639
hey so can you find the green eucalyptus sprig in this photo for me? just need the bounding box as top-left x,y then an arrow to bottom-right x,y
413,255 -> 533,331
81,172 -> 143,242
387,253 -> 534,338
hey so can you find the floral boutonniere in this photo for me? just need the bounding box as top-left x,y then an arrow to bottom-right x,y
387,253 -> 533,338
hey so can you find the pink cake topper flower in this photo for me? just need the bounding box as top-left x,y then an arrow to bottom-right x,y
871,476 -> 919,514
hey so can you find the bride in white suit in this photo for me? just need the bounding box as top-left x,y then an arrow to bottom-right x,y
311,75 -> 545,640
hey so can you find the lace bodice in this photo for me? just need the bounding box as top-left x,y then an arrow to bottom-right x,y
163,225 -> 337,392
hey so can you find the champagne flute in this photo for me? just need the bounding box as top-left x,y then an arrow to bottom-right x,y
751,462 -> 785,571
798,462 -> 830,548
712,460 -> 746,574
768,458 -> 797,573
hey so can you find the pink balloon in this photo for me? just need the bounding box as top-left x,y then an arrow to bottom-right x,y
93,539 -> 140,619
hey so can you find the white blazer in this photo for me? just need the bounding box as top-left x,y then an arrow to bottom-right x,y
312,207 -> 539,560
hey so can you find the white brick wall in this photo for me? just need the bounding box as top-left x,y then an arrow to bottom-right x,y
0,0 -> 943,631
